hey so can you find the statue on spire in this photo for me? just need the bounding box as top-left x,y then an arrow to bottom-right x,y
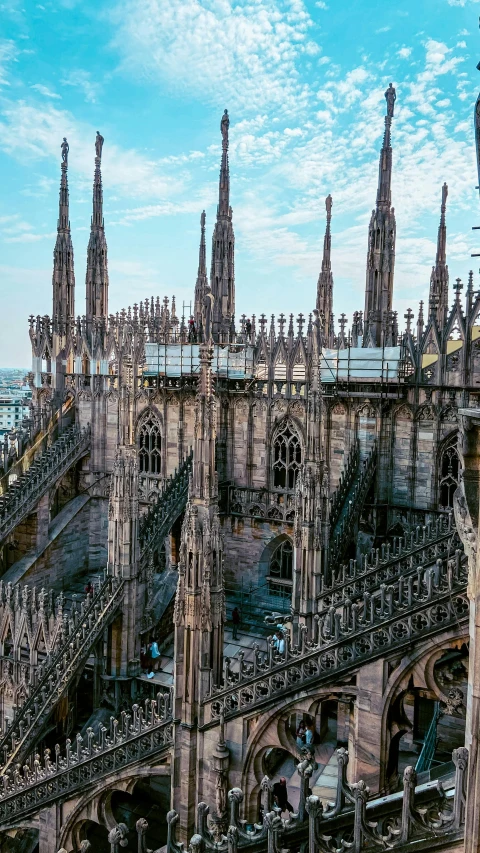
221,109 -> 229,148
95,131 -> 104,161
326,193 -> 332,218
441,181 -> 448,212
61,137 -> 69,166
385,83 -> 396,118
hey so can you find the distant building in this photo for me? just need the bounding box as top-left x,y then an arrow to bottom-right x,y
0,389 -> 31,436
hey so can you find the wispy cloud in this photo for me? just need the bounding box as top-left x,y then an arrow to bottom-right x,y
30,83 -> 61,99
61,69 -> 101,103
0,40 -> 17,87
0,213 -> 54,243
0,100 -> 187,201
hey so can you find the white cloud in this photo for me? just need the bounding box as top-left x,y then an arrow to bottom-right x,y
0,213 -> 54,243
0,101 -> 186,201
398,47 -> 412,59
110,0 -> 317,115
376,26 -> 391,33
315,1 -> 328,7
31,83 -> 61,99
0,40 -> 17,87
61,70 -> 100,103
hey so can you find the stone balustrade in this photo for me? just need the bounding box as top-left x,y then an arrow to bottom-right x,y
319,515 -> 457,612
139,450 -> 193,562
0,573 -> 125,772
330,442 -> 377,564
0,692 -> 173,827
225,486 -> 296,523
204,549 -> 468,722
0,424 -> 91,543
152,746 -> 467,853
329,440 -> 359,530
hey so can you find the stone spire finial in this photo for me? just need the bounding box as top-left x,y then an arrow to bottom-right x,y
377,85 -> 396,210
194,211 -> 208,329
219,110 -> 230,217
211,110 -> 235,339
363,86 -> 397,346
86,131 -> 108,327
428,182 -> 449,328
385,82 -> 396,118
52,137 -> 75,331
316,194 -> 334,346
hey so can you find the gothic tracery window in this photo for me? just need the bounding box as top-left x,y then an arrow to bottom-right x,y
138,415 -> 162,476
272,420 -> 302,491
439,436 -> 459,510
268,539 -> 293,596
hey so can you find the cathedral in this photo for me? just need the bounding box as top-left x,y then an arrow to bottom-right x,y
0,82 -> 479,853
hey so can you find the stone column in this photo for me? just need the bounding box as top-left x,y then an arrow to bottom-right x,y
456,409 -> 480,853
36,492 -> 50,552
350,659 -> 385,792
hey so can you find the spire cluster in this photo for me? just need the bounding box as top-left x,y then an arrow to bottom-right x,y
51,132 -> 109,346
48,87 -> 457,362
86,131 -> 109,326
428,182 -> 449,327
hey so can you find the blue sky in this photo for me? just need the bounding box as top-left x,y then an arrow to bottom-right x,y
0,0 -> 479,366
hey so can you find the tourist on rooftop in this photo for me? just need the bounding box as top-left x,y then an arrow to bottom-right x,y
272,777 -> 294,816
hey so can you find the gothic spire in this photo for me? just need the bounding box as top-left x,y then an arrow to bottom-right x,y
219,109 -> 230,217
52,137 -> 75,330
316,194 -> 334,347
363,84 -> 397,347
194,210 -> 208,330
85,131 -> 108,327
376,83 -> 395,210
428,183 -> 449,327
210,109 -> 235,340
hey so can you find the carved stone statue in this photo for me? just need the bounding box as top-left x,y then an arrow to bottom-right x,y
385,83 -> 396,118
202,285 -> 214,342
441,181 -> 448,210
221,109 -> 229,146
325,193 -> 332,218
215,768 -> 228,818
95,131 -> 104,160
61,137 -> 69,165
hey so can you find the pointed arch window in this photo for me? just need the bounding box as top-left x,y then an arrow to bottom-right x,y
272,420 -> 302,491
268,538 -> 293,596
138,415 -> 162,476
439,434 -> 459,510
